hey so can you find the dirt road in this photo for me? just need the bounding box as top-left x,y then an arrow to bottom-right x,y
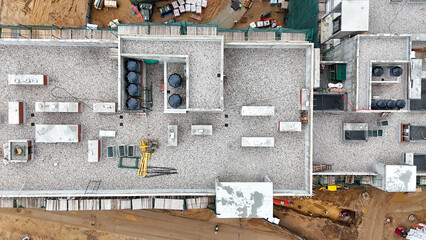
273,187 -> 426,240
0,208 -> 298,240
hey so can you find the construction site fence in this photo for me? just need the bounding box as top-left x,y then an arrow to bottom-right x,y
312,175 -> 383,190
0,196 -> 214,212
0,24 -> 117,39
1,23 -> 315,43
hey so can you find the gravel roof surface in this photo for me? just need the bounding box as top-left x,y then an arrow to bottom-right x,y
368,0 -> 426,34
0,42 -> 310,192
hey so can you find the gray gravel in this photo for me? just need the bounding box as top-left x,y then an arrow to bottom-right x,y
368,0 -> 426,34
121,39 -> 223,110
357,36 -> 409,109
0,43 -> 310,192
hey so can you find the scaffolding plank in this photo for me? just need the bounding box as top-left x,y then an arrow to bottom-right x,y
150,26 -> 171,35
60,29 -> 72,39
248,32 -> 275,41
281,33 -> 306,42
118,25 -> 147,35
170,26 -> 181,35
71,29 -> 87,39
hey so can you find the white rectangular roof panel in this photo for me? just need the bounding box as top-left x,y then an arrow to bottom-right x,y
278,122 -> 302,132
168,125 -> 178,146
35,102 -> 81,113
191,125 -> 213,135
8,74 -> 48,85
241,137 -> 274,147
216,181 -> 273,218
385,165 -> 417,192
35,124 -> 81,143
241,106 -> 275,116
88,140 -> 101,163
8,102 -> 26,125
93,102 -> 117,113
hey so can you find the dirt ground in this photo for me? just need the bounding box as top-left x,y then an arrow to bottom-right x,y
1,188 -> 423,240
0,208 -> 298,240
0,0 -> 87,27
0,0 -> 285,29
274,187 -> 426,240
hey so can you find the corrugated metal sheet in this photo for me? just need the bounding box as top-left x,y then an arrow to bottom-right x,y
101,199 -> 120,210
186,197 -> 209,209
120,199 -> 132,210
0,198 -> 14,208
46,199 -> 58,211
132,198 -> 153,210
58,199 -> 68,211
154,198 -> 184,210
16,197 -> 45,208
79,199 -> 99,211
68,200 -> 79,211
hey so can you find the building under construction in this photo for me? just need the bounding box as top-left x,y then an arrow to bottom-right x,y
0,0 -> 425,219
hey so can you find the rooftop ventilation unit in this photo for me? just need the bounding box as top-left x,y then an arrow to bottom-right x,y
168,73 -> 182,88
127,84 -> 141,97
168,94 -> 182,108
127,98 -> 141,110
127,60 -> 140,72
127,72 -> 141,84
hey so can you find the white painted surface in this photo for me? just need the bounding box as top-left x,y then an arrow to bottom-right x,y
35,102 -> 80,113
241,106 -> 275,116
241,137 -> 274,147
99,130 -> 116,137
216,181 -> 273,218
35,124 -> 81,143
191,125 -> 213,135
168,125 -> 178,146
385,165 -> 416,192
93,102 -> 116,112
88,140 -> 101,163
279,122 -> 302,132
8,74 -> 48,85
8,102 -> 25,124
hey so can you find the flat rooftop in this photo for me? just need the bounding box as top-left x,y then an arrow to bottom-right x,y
314,112 -> 426,173
368,0 -> 426,34
0,39 -> 313,196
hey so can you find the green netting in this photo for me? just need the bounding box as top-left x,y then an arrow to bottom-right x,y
286,0 -> 319,47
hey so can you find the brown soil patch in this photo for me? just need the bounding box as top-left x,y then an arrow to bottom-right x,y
0,0 -> 87,27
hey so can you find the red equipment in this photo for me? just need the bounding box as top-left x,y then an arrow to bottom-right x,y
394,227 -> 408,238
273,199 -> 293,206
